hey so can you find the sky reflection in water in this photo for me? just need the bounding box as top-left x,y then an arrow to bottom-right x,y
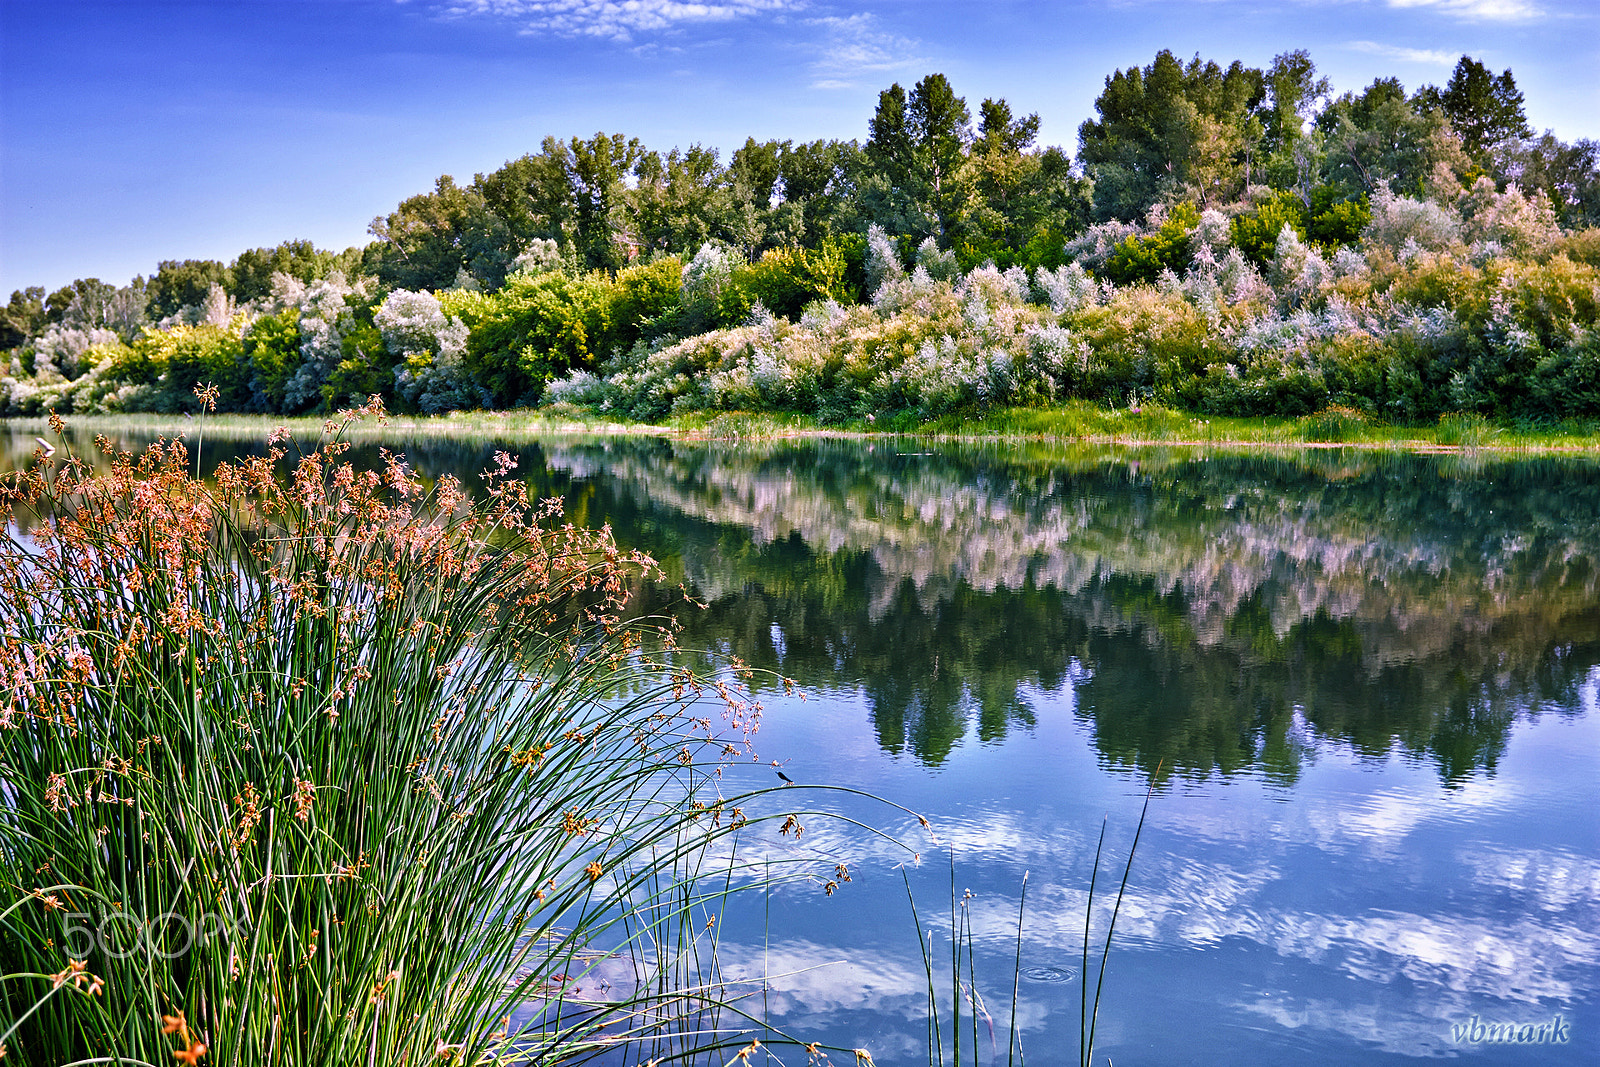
12,427 -> 1598,1064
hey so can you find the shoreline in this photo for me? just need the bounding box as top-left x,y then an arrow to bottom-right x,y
5,406 -> 1600,456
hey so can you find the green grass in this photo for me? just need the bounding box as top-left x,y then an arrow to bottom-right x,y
0,404 -> 907,1066
9,401 -> 1599,453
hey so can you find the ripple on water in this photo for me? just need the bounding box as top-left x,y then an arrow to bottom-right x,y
1020,964 -> 1076,983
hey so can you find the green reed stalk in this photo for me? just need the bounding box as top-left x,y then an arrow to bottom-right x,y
0,405 -> 890,1067
1081,771 -> 1159,1067
1007,870 -> 1026,1067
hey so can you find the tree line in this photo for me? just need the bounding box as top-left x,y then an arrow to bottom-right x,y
3,50 -> 1597,421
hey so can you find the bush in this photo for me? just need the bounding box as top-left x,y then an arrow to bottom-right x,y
242,307 -> 305,413
1231,191 -> 1308,267
1,410 -> 834,1066
452,270 -> 618,406
1102,203 -> 1201,285
122,323 -> 251,413
723,247 -> 828,323
1300,404 -> 1369,442
1307,188 -> 1371,250
1067,287 -> 1211,403
609,256 -> 684,349
1363,183 -> 1461,257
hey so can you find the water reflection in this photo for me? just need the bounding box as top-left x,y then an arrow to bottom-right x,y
12,426 -> 1600,785
528,437 -> 1600,784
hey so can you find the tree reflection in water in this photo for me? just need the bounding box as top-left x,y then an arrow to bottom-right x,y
16,425 -> 1600,782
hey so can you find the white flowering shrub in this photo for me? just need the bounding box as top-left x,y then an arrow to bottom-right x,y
201,284 -> 235,326
1033,263 -> 1099,315
872,262 -> 944,314
1329,246 -> 1369,279
265,271 -> 308,312
1459,178 -> 1563,260
283,272 -> 368,412
1001,265 -> 1032,304
28,325 -> 121,381
915,237 -> 961,283
1363,183 -> 1461,256
376,290 -> 467,361
865,224 -> 905,293
1193,209 -> 1232,250
799,298 -> 848,329
543,369 -> 610,408
1062,219 -> 1140,273
512,238 -> 563,276
682,242 -> 742,305
1269,225 -> 1311,289
1216,248 -> 1272,305
378,288 -> 480,414
553,259 -> 1082,421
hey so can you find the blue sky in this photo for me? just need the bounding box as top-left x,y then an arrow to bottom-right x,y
2,0 -> 1595,294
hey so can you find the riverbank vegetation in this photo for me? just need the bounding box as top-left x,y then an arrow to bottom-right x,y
0,407 -> 885,1065
4,52 -> 1598,430
6,402 -> 1597,456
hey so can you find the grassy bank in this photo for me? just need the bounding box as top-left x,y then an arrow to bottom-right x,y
5,400 -> 1599,453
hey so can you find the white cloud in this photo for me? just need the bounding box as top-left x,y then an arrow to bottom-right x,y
1346,40 -> 1458,65
806,13 -> 928,90
1385,0 -> 1544,22
436,0 -> 802,41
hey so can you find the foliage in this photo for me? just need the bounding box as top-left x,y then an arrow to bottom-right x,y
1306,187 -> 1371,249
1415,56 -> 1530,165
241,307 -> 303,413
5,50 -> 1598,428
117,322 -> 252,413
0,408 -> 857,1067
1078,50 -> 1267,221
450,269 -> 619,406
147,260 -> 229,321
1103,203 -> 1201,285
1230,190 -> 1308,266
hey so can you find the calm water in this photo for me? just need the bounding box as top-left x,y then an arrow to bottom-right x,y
8,427 -> 1598,1064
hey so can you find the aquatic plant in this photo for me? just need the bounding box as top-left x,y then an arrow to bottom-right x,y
0,398 -> 854,1065
905,774 -> 1156,1067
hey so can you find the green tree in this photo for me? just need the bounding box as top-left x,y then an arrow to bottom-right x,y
367,176 -> 515,291
1316,78 -> 1461,197
1078,50 -> 1266,221
475,137 -> 580,251
229,240 -> 338,304
1415,56 -> 1530,166
729,137 -> 783,207
147,261 -> 230,320
907,73 -> 972,241
958,99 -> 1091,265
627,144 -> 732,258
0,287 -> 48,349
1505,134 -> 1600,229
862,74 -> 973,243
568,133 -> 645,271
777,139 -> 865,246
1260,50 -> 1331,193
242,306 -> 304,412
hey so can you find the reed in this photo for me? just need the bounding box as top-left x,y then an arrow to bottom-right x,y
0,398 -> 847,1065
905,771 -> 1157,1067
1080,772 -> 1156,1067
